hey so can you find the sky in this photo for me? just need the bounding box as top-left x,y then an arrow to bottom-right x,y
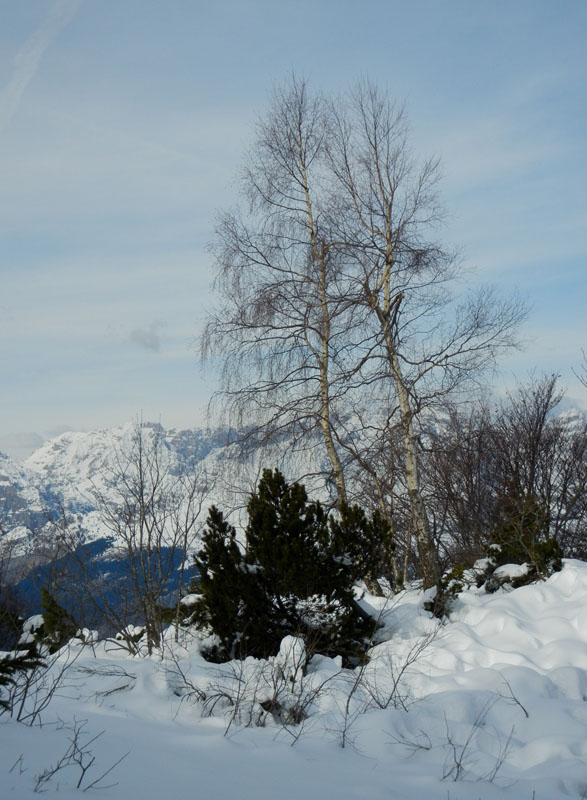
1,0 -> 586,455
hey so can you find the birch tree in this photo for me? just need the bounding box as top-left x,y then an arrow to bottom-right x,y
204,78 -> 525,588
203,78 -> 357,507
324,84 -> 525,586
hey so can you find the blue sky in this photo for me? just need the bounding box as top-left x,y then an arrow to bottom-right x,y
1,0 -> 586,449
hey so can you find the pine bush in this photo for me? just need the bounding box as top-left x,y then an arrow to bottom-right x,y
482,495 -> 563,591
194,469 -> 378,663
36,588 -> 78,653
0,600 -> 43,712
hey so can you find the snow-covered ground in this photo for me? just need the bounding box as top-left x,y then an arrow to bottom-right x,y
2,560 -> 587,799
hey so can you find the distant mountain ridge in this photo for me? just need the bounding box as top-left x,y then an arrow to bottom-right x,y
2,407 -> 585,558
0,423 -> 234,555
0,420 -> 328,561
0,450 -> 47,531
22,422 -> 234,513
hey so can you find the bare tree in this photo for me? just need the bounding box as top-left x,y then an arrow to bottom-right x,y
423,375 -> 587,564
203,77 -> 526,588
323,83 -> 526,586
574,349 -> 587,389
489,375 -> 587,556
420,402 -> 498,568
203,78 -> 372,508
88,423 -> 208,653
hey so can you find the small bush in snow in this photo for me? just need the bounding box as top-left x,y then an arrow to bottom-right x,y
36,588 -> 79,654
0,646 -> 43,713
0,601 -> 44,714
426,496 -> 564,615
480,495 -> 562,592
193,469 -> 378,663
424,564 -> 465,619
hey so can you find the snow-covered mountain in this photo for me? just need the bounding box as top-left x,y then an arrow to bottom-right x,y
0,424 -> 221,530
0,450 -> 48,532
0,420 -> 330,584
21,422 -> 231,514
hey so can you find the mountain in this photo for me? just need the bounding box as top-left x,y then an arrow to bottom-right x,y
0,423 -> 237,540
1,420 -> 330,546
0,450 -> 48,533
0,420 -> 330,619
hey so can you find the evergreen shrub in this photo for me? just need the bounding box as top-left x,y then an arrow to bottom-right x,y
193,469 -> 380,663
426,495 -> 563,617
36,588 -> 79,653
481,495 -> 563,592
424,563 -> 465,619
0,600 -> 43,712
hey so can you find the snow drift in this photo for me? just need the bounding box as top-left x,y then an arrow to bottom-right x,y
2,559 -> 587,799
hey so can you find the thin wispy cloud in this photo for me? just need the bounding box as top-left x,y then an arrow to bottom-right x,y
0,0 -> 82,133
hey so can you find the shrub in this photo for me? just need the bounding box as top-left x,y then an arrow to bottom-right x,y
481,495 -> 563,592
0,600 -> 44,713
424,564 -> 465,619
329,503 -> 393,587
0,647 -> 43,712
427,496 -> 564,614
193,469 -> 378,663
0,596 -> 23,650
36,588 -> 79,653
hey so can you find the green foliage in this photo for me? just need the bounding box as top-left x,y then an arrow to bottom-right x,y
329,503 -> 393,586
427,496 -> 564,615
0,647 -> 42,711
424,563 -> 465,619
194,469 -> 377,663
482,495 -> 563,591
0,600 -> 44,712
192,504 -> 267,660
37,588 -> 78,654
0,599 -> 22,650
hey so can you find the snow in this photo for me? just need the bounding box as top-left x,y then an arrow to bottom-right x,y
2,560 -> 587,799
492,562 -> 530,581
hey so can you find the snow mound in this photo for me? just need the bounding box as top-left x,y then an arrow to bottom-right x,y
1,560 -> 587,800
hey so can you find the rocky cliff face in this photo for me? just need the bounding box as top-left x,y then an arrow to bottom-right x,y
0,451 -> 48,532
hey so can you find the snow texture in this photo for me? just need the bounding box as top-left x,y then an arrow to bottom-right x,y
2,560 -> 587,799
